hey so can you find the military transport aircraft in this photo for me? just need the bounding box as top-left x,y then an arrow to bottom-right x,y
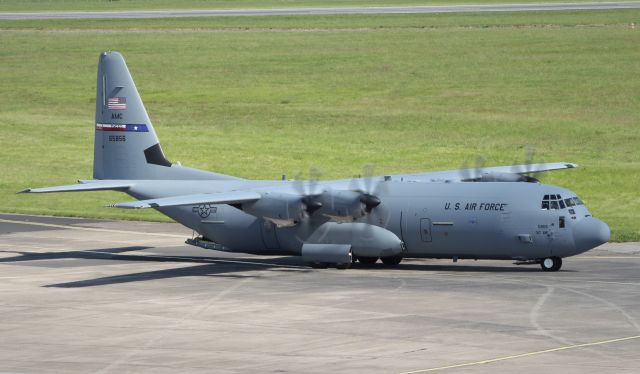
21,52 -> 610,271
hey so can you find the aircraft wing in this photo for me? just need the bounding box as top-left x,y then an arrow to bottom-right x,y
479,162 -> 578,174
19,180 -> 133,193
109,190 -> 261,209
394,162 -> 578,182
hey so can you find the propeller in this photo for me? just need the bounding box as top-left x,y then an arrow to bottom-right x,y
290,164 -> 396,260
348,164 -> 388,214
292,167 -> 324,216
458,146 -> 544,183
459,155 -> 487,182
345,164 -> 393,244
510,145 -> 544,183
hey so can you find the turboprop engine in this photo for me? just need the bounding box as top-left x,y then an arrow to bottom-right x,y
241,189 -> 383,227
241,193 -> 306,227
315,190 -> 366,222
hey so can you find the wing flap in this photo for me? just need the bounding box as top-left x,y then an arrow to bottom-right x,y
109,190 -> 261,209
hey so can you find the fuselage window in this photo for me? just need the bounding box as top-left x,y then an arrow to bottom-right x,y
573,197 -> 584,205
541,201 -> 550,209
564,198 -> 575,207
558,200 -> 566,209
550,201 -> 559,209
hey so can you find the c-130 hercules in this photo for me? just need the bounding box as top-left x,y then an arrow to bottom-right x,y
22,52 -> 610,271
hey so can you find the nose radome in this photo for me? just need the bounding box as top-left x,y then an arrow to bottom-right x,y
573,217 -> 610,251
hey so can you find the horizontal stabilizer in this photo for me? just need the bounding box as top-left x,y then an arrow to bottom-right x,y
19,180 -> 132,194
109,190 -> 261,209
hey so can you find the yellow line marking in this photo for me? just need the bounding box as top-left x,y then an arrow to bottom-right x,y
0,218 -> 186,238
398,335 -> 640,374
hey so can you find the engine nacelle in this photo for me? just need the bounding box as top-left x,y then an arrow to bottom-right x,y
242,193 -> 305,227
315,190 -> 365,222
306,222 -> 403,258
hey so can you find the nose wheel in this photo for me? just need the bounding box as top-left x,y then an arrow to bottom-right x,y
540,256 -> 562,272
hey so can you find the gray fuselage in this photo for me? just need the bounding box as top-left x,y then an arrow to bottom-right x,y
126,179 -> 607,261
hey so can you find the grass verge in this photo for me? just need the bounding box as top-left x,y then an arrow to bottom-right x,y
1,10 -> 638,241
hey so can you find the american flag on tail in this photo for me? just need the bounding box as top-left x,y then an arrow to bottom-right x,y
107,97 -> 127,110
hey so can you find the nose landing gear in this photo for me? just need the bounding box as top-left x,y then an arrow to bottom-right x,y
540,256 -> 562,272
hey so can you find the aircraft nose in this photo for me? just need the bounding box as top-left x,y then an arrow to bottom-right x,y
573,217 -> 610,251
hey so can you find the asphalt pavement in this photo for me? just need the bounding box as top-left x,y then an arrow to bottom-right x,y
0,213 -> 638,373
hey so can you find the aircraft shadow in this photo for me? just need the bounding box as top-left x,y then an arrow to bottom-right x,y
0,247 -> 566,288
0,247 -> 308,288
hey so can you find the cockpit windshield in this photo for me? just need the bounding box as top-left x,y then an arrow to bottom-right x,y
541,194 -> 584,210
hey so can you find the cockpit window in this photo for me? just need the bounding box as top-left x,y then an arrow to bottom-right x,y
541,195 -> 582,210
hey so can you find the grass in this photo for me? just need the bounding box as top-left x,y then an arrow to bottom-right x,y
0,9 -> 639,241
0,0 -> 629,12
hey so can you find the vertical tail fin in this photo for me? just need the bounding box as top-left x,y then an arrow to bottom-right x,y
94,51 -> 236,181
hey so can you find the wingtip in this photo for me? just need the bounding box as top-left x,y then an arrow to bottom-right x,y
17,188 -> 31,194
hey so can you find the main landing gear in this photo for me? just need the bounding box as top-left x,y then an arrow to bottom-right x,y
354,255 -> 403,266
540,256 -> 562,272
380,255 -> 403,266
356,256 -> 378,265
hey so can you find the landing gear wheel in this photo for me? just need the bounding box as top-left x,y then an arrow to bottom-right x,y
308,262 -> 329,269
357,256 -> 379,265
540,257 -> 562,272
381,255 -> 403,266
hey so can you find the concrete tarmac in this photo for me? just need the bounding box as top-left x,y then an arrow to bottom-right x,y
0,213 -> 638,373
1,2 -> 640,20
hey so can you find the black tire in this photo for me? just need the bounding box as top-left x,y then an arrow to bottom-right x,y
357,256 -> 379,265
308,262 -> 329,269
540,257 -> 562,272
381,255 -> 403,266
335,263 -> 351,270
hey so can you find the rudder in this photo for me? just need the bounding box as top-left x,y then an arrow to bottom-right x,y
94,51 -> 234,180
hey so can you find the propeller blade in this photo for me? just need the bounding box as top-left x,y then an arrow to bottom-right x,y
292,167 -> 325,218
510,146 -> 543,183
